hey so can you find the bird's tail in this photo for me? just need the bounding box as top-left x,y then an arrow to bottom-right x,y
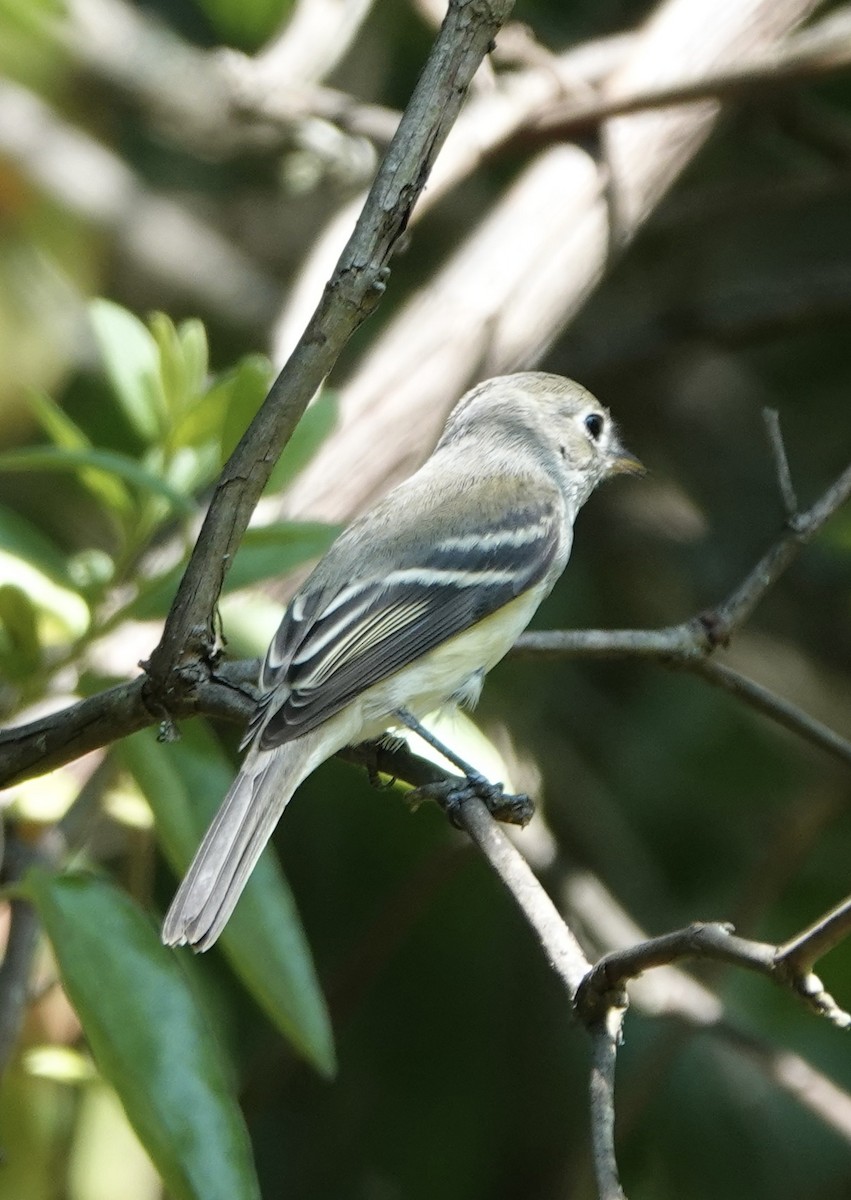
161,737 -> 315,952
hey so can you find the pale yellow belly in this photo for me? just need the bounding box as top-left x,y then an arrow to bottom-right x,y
353,583 -> 547,741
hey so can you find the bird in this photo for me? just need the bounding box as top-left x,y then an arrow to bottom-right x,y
162,372 -> 642,951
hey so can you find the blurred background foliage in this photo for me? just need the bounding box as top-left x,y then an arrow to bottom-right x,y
0,0 -> 850,1198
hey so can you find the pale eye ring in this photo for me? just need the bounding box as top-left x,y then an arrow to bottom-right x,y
584,412 -> 605,441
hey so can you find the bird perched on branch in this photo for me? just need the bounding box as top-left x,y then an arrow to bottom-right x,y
162,372 -> 642,951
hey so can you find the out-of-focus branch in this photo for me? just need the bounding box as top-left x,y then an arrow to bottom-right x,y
246,0 -> 375,89
532,5 -> 851,142
0,837 -> 43,1081
0,79 -> 280,328
63,0 -> 384,152
282,0 -> 819,523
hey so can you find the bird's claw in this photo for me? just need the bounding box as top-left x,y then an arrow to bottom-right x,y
406,776 -> 535,828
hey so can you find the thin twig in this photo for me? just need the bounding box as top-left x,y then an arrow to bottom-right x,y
563,868 -> 851,1142
457,797 -> 592,997
763,408 -> 799,518
0,838 -> 43,1080
709,460 -> 851,640
454,797 -> 628,1198
687,658 -> 851,769
776,894 -> 851,974
589,1017 -> 628,1200
577,920 -> 850,1030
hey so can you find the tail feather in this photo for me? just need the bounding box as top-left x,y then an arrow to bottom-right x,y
162,739 -> 313,952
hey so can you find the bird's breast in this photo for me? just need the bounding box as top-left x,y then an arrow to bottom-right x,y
355,583 -> 548,741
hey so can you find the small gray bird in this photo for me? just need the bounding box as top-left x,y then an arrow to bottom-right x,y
162,372 -> 641,951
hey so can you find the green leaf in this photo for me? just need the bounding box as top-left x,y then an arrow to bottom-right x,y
127,521 -> 337,620
150,314 -> 209,422
0,508 -> 89,638
0,447 -> 195,515
120,724 -> 335,1078
192,0 -> 294,48
0,583 -> 41,677
89,300 -> 166,442
265,390 -> 338,493
26,870 -> 261,1200
217,356 -> 274,463
0,504 -> 71,585
178,319 -> 209,399
27,391 -> 133,518
223,521 -> 338,592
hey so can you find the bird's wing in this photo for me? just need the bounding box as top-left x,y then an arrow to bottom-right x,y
253,495 -> 563,746
252,494 -> 566,744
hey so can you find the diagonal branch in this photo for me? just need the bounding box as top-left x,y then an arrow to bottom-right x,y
514,452 -> 851,766
531,6 -> 851,142
141,0 -> 518,706
688,658 -> 851,769
776,894 -> 851,975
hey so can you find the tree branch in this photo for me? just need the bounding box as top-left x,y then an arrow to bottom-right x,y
0,837 -> 43,1081
776,894 -> 851,975
141,0 -> 518,705
588,1014 -> 628,1200
514,451 -> 851,767
576,919 -> 850,1030
531,6 -> 851,142
0,660 -> 257,787
688,658 -> 851,769
561,868 -> 851,1141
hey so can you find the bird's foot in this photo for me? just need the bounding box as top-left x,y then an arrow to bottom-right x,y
406,775 -> 534,829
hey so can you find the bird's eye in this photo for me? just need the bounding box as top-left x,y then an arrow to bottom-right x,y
584,412 -> 605,441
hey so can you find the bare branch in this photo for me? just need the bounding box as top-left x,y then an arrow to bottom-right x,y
0,837 -> 42,1081
776,895 -> 851,975
705,461 -> 851,641
763,408 -> 799,519
589,1017 -> 628,1200
514,454 -> 851,767
563,869 -> 851,1141
689,659 -> 851,769
142,0 -> 519,705
457,797 -> 592,998
0,660 -> 256,788
577,919 -> 850,1030
452,797 -> 629,1199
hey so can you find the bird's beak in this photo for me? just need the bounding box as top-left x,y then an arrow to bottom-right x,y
607,435 -> 646,477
